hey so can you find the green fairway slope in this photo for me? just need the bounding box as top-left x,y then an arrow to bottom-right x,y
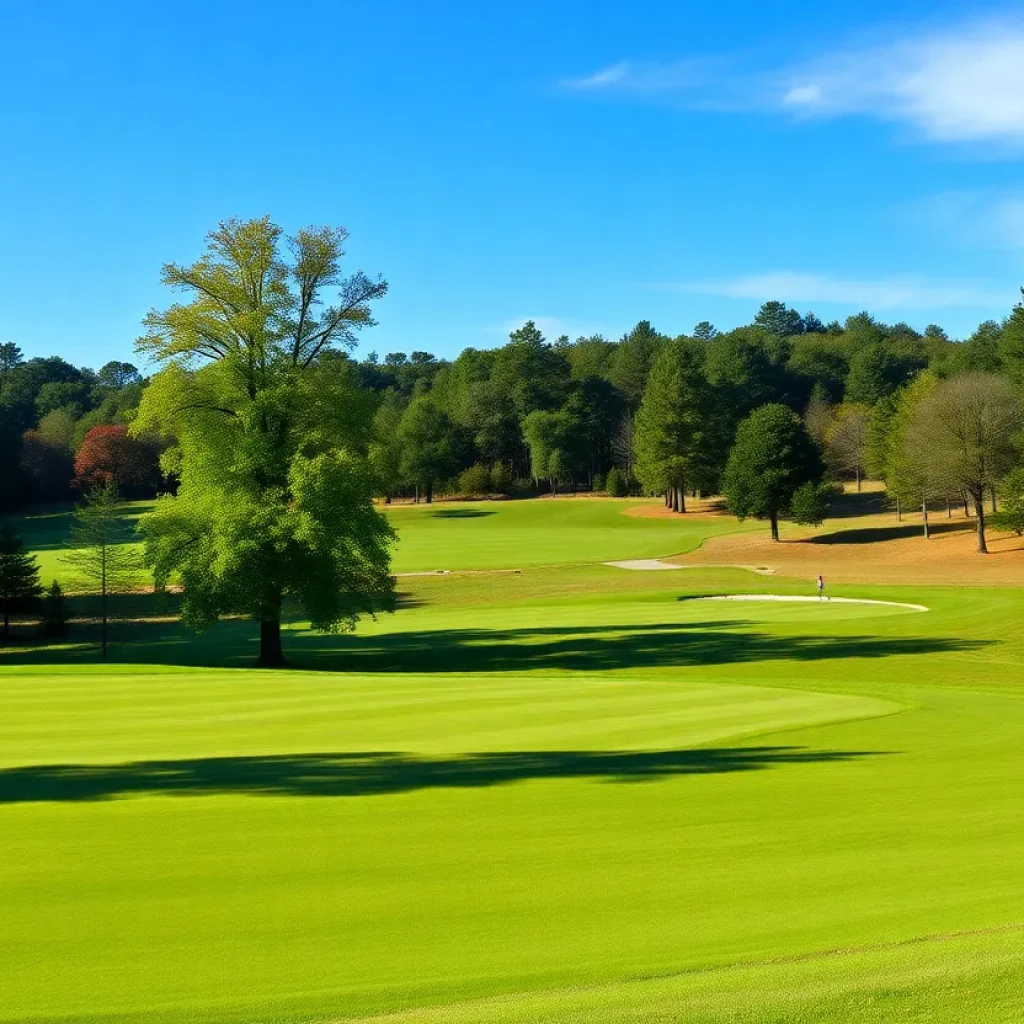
383,499 -> 748,571
2,572 -> 1024,1022
13,497 -> 750,585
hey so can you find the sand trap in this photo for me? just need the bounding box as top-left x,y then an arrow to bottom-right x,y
695,595 -> 929,612
606,560 -> 777,575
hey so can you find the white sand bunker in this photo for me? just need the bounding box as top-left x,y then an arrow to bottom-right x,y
696,595 -> 929,612
606,560 -> 777,575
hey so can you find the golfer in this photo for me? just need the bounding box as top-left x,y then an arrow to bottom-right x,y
817,574 -> 825,601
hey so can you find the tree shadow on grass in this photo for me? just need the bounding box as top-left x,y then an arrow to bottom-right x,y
0,618 -> 988,671
807,521 -> 969,545
0,746 -> 887,803
428,508 -> 496,519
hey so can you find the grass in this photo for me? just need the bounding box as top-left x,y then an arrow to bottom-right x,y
12,497 -> 752,587
2,496 -> 1024,1021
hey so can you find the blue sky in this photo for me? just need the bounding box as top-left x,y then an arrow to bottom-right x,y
3,0 -> 1024,368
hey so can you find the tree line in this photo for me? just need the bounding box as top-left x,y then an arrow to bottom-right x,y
4,217 -> 1024,661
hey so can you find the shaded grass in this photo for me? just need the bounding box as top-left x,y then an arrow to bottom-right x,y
3,500 -> 1024,1021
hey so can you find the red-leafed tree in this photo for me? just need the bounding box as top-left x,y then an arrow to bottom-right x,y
74,425 -> 161,496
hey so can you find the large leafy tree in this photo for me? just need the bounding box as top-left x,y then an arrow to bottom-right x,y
824,403 -> 872,491
397,394 -> 461,503
74,424 -> 161,495
723,404 -> 823,541
910,372 -> 1022,553
878,375 -> 941,536
0,523 -> 42,641
522,409 -> 585,494
132,217 -> 395,667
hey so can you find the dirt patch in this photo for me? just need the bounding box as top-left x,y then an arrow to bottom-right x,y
670,510 -> 1024,586
623,497 -> 731,520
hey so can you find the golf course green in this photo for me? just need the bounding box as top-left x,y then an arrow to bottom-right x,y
2,498 -> 1024,1022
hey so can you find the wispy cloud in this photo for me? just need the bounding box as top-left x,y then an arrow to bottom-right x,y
563,18 -> 1024,145
779,22 -> 1024,143
670,272 -> 1011,310
898,190 -> 1024,249
561,59 -> 716,96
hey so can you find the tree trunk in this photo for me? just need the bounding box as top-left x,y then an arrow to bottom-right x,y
922,499 -> 929,540
385,494 -> 392,505
258,617 -> 287,667
425,481 -> 433,504
962,492 -> 970,516
856,467 -> 861,492
975,494 -> 988,554
100,544 -> 107,662
770,510 -> 780,542
678,486 -> 686,513
896,497 -> 901,522
671,488 -> 679,513
991,488 -> 997,514
2,606 -> 8,642
414,484 -> 419,504
946,499 -> 951,519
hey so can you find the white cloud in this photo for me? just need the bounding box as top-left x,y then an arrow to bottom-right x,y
564,18 -> 1024,145
561,59 -> 713,95
672,272 -> 1010,309
779,22 -> 1024,143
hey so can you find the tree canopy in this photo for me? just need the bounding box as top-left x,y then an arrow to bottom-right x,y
131,217 -> 395,666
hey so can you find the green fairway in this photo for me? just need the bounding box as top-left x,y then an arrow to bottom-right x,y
13,497 -> 752,587
3,547 -> 1024,1021
382,499 -> 750,571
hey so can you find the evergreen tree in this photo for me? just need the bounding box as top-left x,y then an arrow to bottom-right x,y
0,523 -> 42,641
723,404 -> 823,541
40,579 -> 70,637
633,339 -> 716,511
63,481 -> 140,660
997,290 -> 1024,384
754,301 -> 804,337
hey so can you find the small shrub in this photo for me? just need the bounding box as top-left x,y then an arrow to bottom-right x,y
41,580 -> 70,637
490,463 -> 514,495
606,467 -> 629,497
457,464 -> 492,495
592,473 -> 605,493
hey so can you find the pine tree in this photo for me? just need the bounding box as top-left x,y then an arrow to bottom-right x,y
40,580 -> 70,637
0,523 -> 43,641
63,481 -> 141,660
634,339 -> 716,512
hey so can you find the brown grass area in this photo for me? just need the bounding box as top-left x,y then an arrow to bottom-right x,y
665,485 -> 1024,586
623,497 -> 730,519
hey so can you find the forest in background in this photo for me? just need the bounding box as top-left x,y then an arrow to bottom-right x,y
3,296 -> 1022,511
